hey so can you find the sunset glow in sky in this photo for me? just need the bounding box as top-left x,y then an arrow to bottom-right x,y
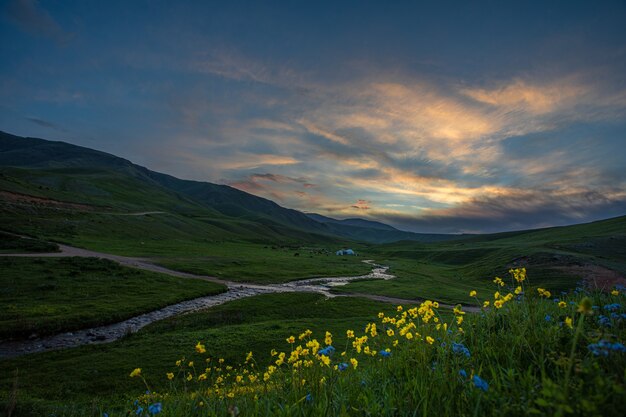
1,0 -> 626,233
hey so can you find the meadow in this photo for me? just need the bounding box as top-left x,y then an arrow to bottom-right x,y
0,257 -> 226,339
3,272 -> 624,416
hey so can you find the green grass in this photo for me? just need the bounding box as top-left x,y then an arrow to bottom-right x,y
4,284 -> 625,416
0,293 -> 407,415
0,257 -> 226,339
0,231 -> 59,253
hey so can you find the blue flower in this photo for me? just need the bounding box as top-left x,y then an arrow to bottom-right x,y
305,393 -> 313,402
337,362 -> 349,371
588,340 -> 626,356
459,369 -> 467,378
148,403 -> 162,415
452,342 -> 471,358
598,315 -> 612,327
317,346 -> 335,356
379,350 -> 392,358
103,414 -> 109,417
472,375 -> 489,392
604,303 -> 621,312
135,406 -> 144,415
544,314 -> 552,322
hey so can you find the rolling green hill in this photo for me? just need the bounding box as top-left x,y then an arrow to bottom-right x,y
0,131 -> 455,244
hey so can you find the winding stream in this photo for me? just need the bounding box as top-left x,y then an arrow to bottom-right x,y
0,245 -> 400,358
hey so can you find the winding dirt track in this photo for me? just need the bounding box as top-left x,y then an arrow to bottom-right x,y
0,241 -> 473,359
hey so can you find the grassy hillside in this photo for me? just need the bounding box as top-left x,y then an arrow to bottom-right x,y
332,215 -> 626,303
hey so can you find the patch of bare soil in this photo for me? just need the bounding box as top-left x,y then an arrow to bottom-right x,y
556,264 -> 626,291
0,190 -> 99,211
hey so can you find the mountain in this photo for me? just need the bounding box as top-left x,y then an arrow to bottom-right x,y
306,213 -> 398,231
0,131 -> 459,244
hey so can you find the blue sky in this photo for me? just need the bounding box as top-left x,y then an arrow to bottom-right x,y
1,0 -> 626,233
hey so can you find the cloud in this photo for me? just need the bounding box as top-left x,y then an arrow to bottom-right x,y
351,199 -> 371,210
6,0 -> 73,44
26,116 -> 66,132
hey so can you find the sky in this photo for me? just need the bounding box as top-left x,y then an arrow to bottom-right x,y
1,0 -> 626,233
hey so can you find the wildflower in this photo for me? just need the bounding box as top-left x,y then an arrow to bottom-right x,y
612,289 -> 620,296
452,342 -> 471,358
305,393 -> 313,402
588,340 -> 626,356
459,369 -> 467,378
604,303 -> 621,312
472,375 -> 489,392
317,346 -> 335,356
558,301 -> 567,309
135,406 -> 144,415
545,314 -> 552,322
350,358 -> 358,369
397,305 -> 403,312
405,332 -> 413,340
148,403 -> 162,415
387,329 -> 395,337
469,290 -> 477,297
337,362 -> 349,371
456,316 -> 464,325
494,300 -> 504,309
483,301 -> 490,308
537,288 -> 552,298
319,355 -> 330,366
246,351 -> 253,362
175,359 -> 182,366
346,330 -> 355,338
426,336 -> 435,345
286,336 -> 295,344
325,331 -> 333,346
271,349 -> 277,356
379,349 -> 392,358
129,368 -> 142,378
299,329 -> 312,340
514,286 -> 523,295
493,277 -> 505,287
186,373 -> 193,381
166,372 -> 174,379
578,297 -> 593,315
598,315 -> 611,327
564,316 -> 573,329
195,342 -> 206,354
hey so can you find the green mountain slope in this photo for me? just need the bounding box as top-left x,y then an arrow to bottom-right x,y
0,131 -> 456,244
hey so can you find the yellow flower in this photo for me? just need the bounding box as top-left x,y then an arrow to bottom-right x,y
186,373 -> 193,381
426,336 -> 434,345
387,329 -> 395,337
577,297 -> 593,315
198,373 -> 207,381
392,339 -> 399,346
494,291 -> 501,299
346,330 -> 355,338
456,316 -> 463,325
129,368 -> 141,378
514,286 -> 522,295
236,375 -> 243,383
175,359 -> 182,366
246,351 -> 253,362
166,372 -> 174,380
483,300 -> 490,308
271,349 -> 277,356
469,290 -> 477,297
565,316 -> 573,329
494,300 -> 504,309
188,361 -> 194,367
397,305 -> 403,312
405,332 -> 413,340
612,289 -> 619,296
195,342 -> 206,354
350,358 -> 358,369
319,355 -> 330,366
558,301 -> 567,309
286,336 -> 295,344
325,331 -> 333,346
378,312 -> 385,318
